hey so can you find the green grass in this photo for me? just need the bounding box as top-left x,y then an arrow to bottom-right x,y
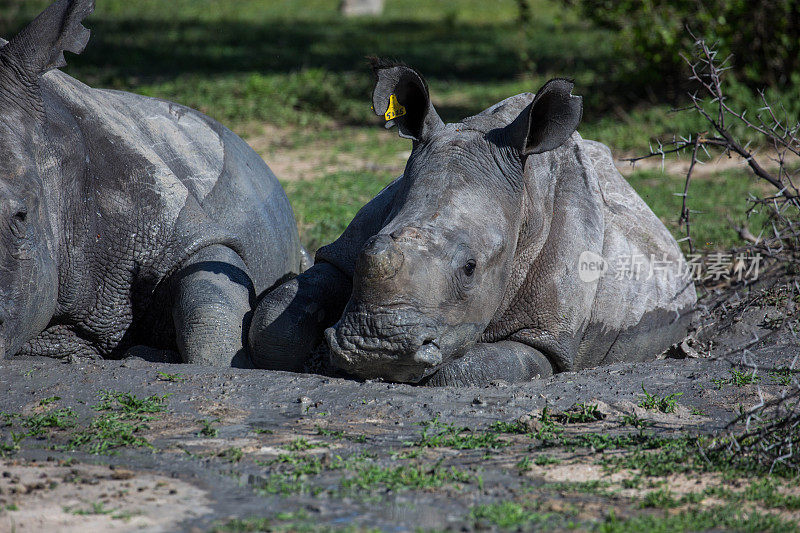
598,505 -> 800,533
283,170 -> 394,251
341,462 -> 476,492
2,1 -> 786,254
156,371 -> 185,382
638,385 -> 682,414
284,437 -> 329,451
411,418 -> 510,450
551,403 -> 605,424
283,164 -> 772,252
469,501 -> 554,529
197,418 -> 220,438
713,368 -> 762,389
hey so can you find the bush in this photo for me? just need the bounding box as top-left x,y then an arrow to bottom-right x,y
565,1 -> 800,90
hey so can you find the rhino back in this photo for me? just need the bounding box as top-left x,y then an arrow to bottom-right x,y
35,71 -> 300,354
44,70 -> 300,289
576,140 -> 696,367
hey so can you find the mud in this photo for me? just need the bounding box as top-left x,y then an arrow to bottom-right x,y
0,267 -> 797,531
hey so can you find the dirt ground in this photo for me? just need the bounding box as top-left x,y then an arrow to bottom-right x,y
0,265 -> 797,531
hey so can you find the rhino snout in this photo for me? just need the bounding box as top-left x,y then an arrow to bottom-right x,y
324,313 -> 443,383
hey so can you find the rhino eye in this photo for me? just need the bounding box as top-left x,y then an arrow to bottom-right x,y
10,210 -> 27,239
463,260 -> 476,277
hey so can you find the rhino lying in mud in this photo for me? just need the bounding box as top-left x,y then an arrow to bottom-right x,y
1,0 -> 306,365
249,61 -> 696,385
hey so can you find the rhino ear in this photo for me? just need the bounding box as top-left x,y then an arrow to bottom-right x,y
507,78 -> 582,155
369,58 -> 444,142
2,0 -> 94,78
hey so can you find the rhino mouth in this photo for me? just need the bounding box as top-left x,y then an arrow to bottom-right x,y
325,305 -> 444,383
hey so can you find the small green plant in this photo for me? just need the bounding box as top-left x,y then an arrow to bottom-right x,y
516,456 -> 533,472
284,437 -> 329,451
533,454 -> 562,466
315,426 -> 366,442
341,461 -> 475,493
769,367 -> 799,386
38,396 -> 61,406
197,418 -> 220,438
469,501 -> 555,529
157,371 -> 185,382
641,488 -> 679,508
639,384 -> 682,413
712,368 -> 761,389
219,447 -> 244,463
94,390 -> 169,416
620,412 -> 651,428
553,403 -> 605,423
22,408 -> 78,435
411,418 -> 509,450
69,415 -> 152,455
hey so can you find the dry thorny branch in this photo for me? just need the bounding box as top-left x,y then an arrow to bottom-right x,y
626,33 -> 800,474
714,337 -> 800,476
623,33 -> 800,259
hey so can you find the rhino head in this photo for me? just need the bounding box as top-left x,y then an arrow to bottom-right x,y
325,61 -> 582,383
0,0 -> 94,358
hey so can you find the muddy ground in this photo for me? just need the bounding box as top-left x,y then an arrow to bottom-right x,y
0,266 -> 798,532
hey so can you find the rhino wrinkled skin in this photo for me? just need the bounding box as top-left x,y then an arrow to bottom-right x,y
249,59 -> 696,385
0,0 -> 306,365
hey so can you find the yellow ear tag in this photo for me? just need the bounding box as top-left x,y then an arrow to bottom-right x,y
384,94 -> 406,121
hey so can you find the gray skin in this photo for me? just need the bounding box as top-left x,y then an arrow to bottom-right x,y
0,0 -> 307,366
249,60 -> 696,385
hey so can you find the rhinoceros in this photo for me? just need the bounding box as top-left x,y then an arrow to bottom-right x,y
1,0 -> 306,366
249,60 -> 696,385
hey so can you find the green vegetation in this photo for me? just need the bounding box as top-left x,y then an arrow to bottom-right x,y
92,390 -> 170,415
198,418 -> 220,438
597,505 -> 800,533
68,391 -> 169,454
551,403 -> 605,424
284,437 -> 329,451
341,462 -> 476,492
0,1 -> 777,252
0,390 -> 170,455
769,367 -> 799,386
640,488 -> 679,509
157,371 -> 186,382
38,396 -> 61,406
21,408 -> 78,435
712,368 -> 762,389
638,384 -> 682,413
620,412 -> 652,428
411,418 -> 510,450
469,501 -> 554,529
219,447 -> 244,463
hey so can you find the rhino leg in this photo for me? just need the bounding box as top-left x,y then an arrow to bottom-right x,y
248,262 -> 351,371
172,245 -> 255,367
425,341 -> 553,387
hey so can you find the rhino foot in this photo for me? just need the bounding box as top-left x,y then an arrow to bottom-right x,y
249,262 -> 351,372
424,341 -> 553,387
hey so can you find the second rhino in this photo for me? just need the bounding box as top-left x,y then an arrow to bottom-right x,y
249,60 -> 696,385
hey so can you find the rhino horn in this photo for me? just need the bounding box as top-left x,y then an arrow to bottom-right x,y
368,57 -> 444,142
506,78 -> 583,155
355,234 -> 404,282
2,0 -> 94,79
